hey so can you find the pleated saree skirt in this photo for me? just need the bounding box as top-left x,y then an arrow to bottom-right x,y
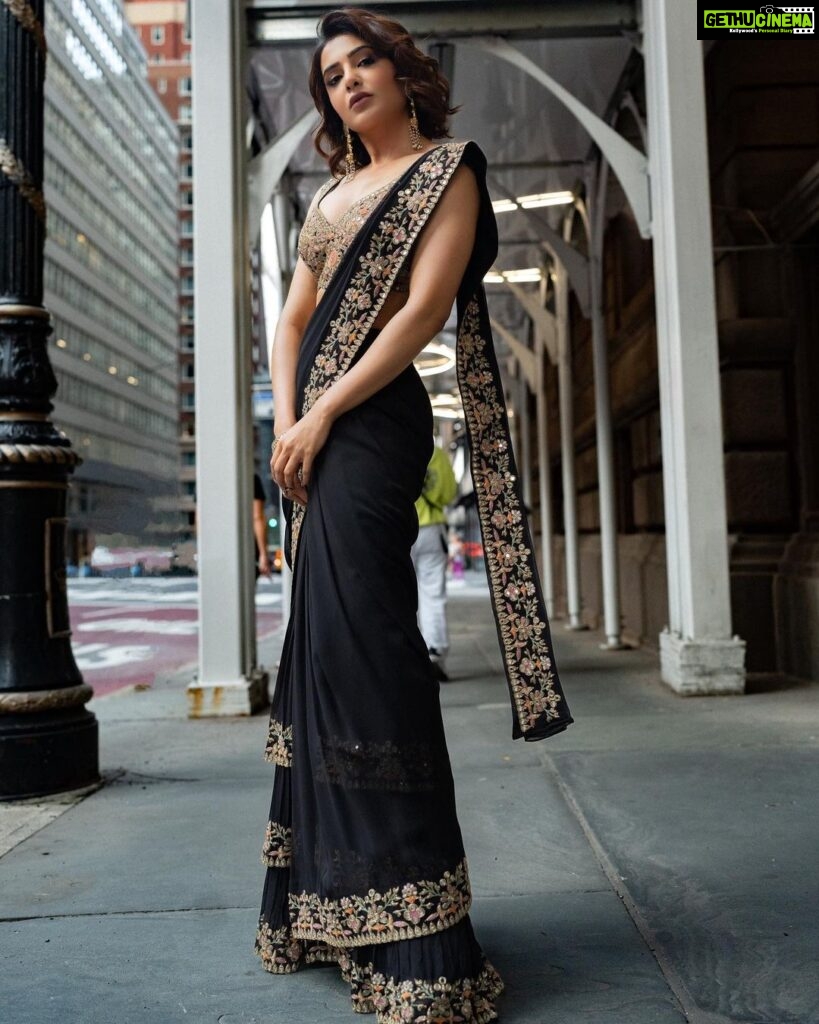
255,328 -> 504,1021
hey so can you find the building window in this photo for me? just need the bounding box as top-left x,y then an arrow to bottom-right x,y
180,189 -> 193,208
151,26 -> 165,45
179,127 -> 192,151
182,451 -> 196,467
181,273 -> 194,295
180,161 -> 193,180
181,334 -> 195,351
181,361 -> 195,380
182,392 -> 195,411
157,78 -> 167,94
178,103 -> 192,123
179,77 -> 192,96
184,480 -> 196,497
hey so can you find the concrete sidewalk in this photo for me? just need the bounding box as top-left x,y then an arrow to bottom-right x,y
2,572 -> 818,1023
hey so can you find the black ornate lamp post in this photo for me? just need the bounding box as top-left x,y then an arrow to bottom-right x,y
0,0 -> 98,798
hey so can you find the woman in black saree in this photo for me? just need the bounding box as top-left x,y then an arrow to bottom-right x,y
256,9 -> 574,1021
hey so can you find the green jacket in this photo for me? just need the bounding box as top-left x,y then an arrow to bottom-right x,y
415,444 -> 458,526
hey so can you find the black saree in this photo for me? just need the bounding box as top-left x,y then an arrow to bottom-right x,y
255,141 -> 574,1022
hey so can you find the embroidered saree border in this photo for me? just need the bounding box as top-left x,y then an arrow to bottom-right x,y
254,923 -> 504,1022
288,856 -> 471,948
288,141 -> 468,570
263,717 -> 292,767
261,819 -> 292,868
456,297 -> 567,736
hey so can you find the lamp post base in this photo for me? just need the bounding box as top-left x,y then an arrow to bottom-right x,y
0,709 -> 99,801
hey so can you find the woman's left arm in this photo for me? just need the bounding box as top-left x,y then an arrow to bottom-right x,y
273,163 -> 479,494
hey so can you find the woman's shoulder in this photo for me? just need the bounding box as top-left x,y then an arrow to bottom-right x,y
430,139 -> 488,176
305,174 -> 340,215
438,138 -> 487,158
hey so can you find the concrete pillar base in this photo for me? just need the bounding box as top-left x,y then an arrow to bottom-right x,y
660,630 -> 746,695
187,669 -> 269,718
600,638 -> 629,651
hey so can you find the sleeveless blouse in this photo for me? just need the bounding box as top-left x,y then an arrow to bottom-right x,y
298,176 -> 412,294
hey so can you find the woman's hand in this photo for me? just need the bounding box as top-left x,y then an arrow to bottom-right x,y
270,404 -> 333,507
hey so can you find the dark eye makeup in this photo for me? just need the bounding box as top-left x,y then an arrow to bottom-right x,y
325,52 -> 377,87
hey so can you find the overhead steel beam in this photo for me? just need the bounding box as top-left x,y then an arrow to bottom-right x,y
247,107 -> 318,242
248,1 -> 639,45
469,36 -> 651,238
490,318 -> 538,392
504,280 -> 559,366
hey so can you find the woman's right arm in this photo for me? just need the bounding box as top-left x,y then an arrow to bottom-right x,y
269,256 -> 318,437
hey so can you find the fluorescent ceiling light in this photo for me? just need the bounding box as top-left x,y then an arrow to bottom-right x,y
503,268 -> 542,283
430,393 -> 463,420
517,190 -> 575,209
484,268 -> 543,284
492,190 -> 575,213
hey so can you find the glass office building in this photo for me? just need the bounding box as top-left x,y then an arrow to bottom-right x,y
43,0 -> 180,557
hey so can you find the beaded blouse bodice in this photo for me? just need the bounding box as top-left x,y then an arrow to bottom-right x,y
298,176 -> 411,294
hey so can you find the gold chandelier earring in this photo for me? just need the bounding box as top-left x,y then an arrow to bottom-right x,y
408,95 -> 422,151
343,123 -> 356,180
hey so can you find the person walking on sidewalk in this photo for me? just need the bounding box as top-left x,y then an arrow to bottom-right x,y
411,441 -> 457,682
258,8 -> 574,1020
253,472 -> 272,580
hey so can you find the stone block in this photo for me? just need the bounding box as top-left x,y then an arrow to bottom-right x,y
187,668 -> 269,717
660,631 -> 746,694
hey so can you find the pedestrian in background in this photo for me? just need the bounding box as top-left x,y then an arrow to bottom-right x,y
411,441 -> 458,681
253,472 -> 271,580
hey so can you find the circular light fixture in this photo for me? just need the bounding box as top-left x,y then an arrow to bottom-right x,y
430,393 -> 463,420
414,341 -> 455,378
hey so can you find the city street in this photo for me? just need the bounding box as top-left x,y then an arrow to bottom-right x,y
67,578 -> 283,697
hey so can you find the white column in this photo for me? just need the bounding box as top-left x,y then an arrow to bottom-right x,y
189,0 -> 267,716
644,0 -> 745,692
555,262 -> 584,630
518,368 -> 532,512
584,164 -> 624,649
534,328 -> 555,617
507,360 -> 521,469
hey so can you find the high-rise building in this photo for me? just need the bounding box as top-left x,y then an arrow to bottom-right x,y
44,0 -> 181,559
124,0 -> 194,539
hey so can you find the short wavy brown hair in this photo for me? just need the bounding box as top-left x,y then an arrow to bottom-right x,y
308,7 -> 458,177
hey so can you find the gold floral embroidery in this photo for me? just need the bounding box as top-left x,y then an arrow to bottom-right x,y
261,820 -> 292,867
254,920 -> 306,975
361,962 -> 503,1023
456,298 -> 565,735
254,921 -> 503,1021
297,178 -> 411,293
263,718 -> 292,767
288,857 -> 471,948
289,142 -> 467,570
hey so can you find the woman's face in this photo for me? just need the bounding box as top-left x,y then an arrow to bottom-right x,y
319,33 -> 406,133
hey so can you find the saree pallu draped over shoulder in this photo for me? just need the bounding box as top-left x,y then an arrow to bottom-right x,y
256,140 -> 574,1022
